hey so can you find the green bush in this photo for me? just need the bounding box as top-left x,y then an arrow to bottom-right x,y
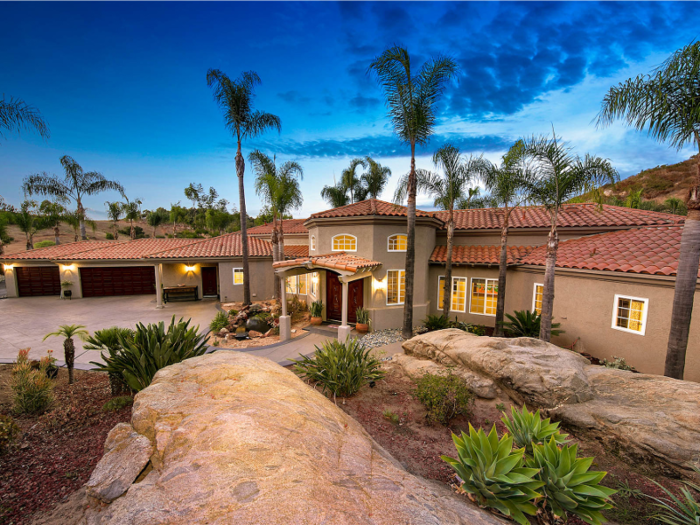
105,232 -> 115,240
91,317 -> 208,392
84,327 -> 134,395
228,309 -> 239,317
175,230 -> 202,239
253,312 -> 272,323
11,349 -> 54,414
501,405 -> 568,455
210,311 -> 229,332
499,310 -> 564,337
423,314 -> 452,331
34,240 -> 56,249
415,371 -> 473,425
102,396 -> 134,412
292,338 -> 385,399
310,300 -> 323,318
650,466 -> 700,525
454,321 -> 487,336
441,425 -> 543,525
602,356 -> 637,372
355,307 -> 370,324
0,415 -> 21,454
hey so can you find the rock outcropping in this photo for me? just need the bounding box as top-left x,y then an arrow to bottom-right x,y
400,329 -> 700,481
80,352 -> 505,524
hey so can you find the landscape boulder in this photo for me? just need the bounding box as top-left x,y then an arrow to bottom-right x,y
248,330 -> 263,339
245,316 -> 269,334
81,352 -> 505,524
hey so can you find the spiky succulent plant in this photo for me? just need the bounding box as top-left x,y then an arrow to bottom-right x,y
441,425 -> 544,525
501,405 -> 569,454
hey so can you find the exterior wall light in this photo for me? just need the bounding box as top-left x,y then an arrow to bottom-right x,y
184,264 -> 196,272
374,276 -> 386,290
3,264 -> 13,271
62,264 -> 75,271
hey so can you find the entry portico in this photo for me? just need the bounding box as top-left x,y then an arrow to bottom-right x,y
273,252 -> 382,341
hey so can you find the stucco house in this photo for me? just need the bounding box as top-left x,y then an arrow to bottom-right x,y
3,198 -> 699,380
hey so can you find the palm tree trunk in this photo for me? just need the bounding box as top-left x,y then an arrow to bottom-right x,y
54,224 -> 61,245
442,213 -> 454,318
77,200 -> 87,241
494,210 -> 511,337
236,141 -> 251,306
539,215 -> 559,342
271,216 -> 280,301
403,141 -> 417,339
64,337 -> 75,385
279,218 -> 285,261
664,160 -> 700,378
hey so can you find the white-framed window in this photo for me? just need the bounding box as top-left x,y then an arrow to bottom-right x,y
309,272 -> 318,296
332,234 -> 357,252
298,273 -> 308,295
612,294 -> 648,335
233,268 -> 244,285
437,276 -> 467,312
386,269 -> 405,305
532,283 -> 544,314
310,235 -> 316,250
469,277 -> 498,316
286,275 -> 298,293
387,234 -> 407,252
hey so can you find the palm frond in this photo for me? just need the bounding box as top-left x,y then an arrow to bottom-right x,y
0,96 -> 50,141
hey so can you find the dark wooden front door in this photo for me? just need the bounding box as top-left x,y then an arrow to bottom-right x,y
201,267 -> 218,296
326,272 -> 364,324
16,266 -> 61,297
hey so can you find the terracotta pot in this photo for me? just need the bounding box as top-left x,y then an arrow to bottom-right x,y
355,323 -> 369,333
310,317 -> 323,325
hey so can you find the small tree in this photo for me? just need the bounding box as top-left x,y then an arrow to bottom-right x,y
122,197 -> 142,240
43,325 -> 89,384
105,200 -> 125,239
147,209 -> 166,237
39,198 -> 68,245
13,201 -> 49,250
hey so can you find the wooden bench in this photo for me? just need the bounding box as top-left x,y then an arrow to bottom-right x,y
163,285 -> 199,303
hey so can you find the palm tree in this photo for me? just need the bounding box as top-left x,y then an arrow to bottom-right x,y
14,201 -> 49,250
23,155 -> 124,240
395,145 -> 483,317
456,187 -> 490,209
0,95 -> 50,141
522,131 -> 618,342
597,41 -> 700,379
321,180 -> 351,208
207,70 -> 281,306
341,158 -> 368,203
480,141 -> 533,336
664,197 -> 688,216
123,197 -> 142,240
105,201 -> 125,239
361,156 -> 392,200
43,324 -> 89,385
62,210 -> 96,242
39,198 -> 68,245
369,46 -> 458,338
147,209 -> 166,237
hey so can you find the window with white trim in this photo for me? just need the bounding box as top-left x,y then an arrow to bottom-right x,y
298,273 -> 308,295
438,276 -> 467,312
469,278 -> 498,316
309,272 -> 318,296
332,234 -> 357,252
387,270 -> 405,305
612,295 -> 648,335
233,268 -> 244,285
286,275 -> 298,293
310,235 -> 316,250
533,283 -> 544,314
387,234 -> 407,252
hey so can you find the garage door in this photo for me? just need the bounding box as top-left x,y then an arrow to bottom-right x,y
80,267 -> 156,297
16,266 -> 61,297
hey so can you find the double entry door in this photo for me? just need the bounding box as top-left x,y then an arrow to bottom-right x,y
326,272 -> 363,324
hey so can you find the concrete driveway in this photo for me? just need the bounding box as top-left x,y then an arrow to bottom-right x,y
0,295 -> 219,367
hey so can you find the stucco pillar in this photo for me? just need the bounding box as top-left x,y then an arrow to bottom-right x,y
338,278 -> 351,342
155,263 -> 163,309
279,273 -> 291,341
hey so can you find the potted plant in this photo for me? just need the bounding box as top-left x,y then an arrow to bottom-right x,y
44,350 -> 59,379
310,300 -> 323,325
61,279 -> 73,300
355,307 -> 370,333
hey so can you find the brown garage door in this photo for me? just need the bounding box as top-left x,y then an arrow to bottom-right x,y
16,266 -> 61,297
80,267 -> 156,297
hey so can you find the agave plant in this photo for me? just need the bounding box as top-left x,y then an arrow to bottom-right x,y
528,437 -> 616,525
441,425 -> 543,525
501,405 -> 569,455
499,310 -> 564,338
84,327 -> 135,395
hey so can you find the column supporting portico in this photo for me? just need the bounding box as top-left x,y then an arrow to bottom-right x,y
155,263 -> 164,309
337,277 -> 352,342
279,273 -> 291,341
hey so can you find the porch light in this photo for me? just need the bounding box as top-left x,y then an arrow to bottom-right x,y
374,276 -> 386,290
62,264 -> 75,271
3,264 -> 13,271
184,264 -> 196,272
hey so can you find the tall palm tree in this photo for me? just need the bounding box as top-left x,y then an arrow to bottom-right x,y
480,141 -> 533,336
523,131 -> 618,342
123,197 -> 142,240
23,155 -> 124,240
43,324 -> 89,385
369,46 -> 458,338
105,201 -> 125,239
456,187 -> 490,209
597,41 -> 700,379
321,180 -> 351,208
0,95 -> 50,141
207,70 -> 281,306
39,198 -> 68,245
361,156 -> 392,200
395,145 -> 483,317
62,210 -> 96,242
340,158 -> 368,203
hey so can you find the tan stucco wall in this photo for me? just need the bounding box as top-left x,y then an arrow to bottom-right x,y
219,259 -> 275,303
161,262 -> 218,300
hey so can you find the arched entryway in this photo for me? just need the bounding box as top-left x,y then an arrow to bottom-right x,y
326,271 -> 363,323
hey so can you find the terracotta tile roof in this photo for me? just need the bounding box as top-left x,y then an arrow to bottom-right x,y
58,238 -> 199,260
309,199 -> 436,220
247,219 -> 309,235
145,233 -> 277,259
430,245 -> 535,266
520,225 -> 697,277
273,252 -> 382,273
433,204 -> 684,231
282,245 -> 310,258
3,241 -> 125,261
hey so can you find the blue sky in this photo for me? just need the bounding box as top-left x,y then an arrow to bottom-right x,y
1,1 -> 699,219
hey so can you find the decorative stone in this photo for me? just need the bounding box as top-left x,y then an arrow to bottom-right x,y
245,317 -> 269,334
218,328 -> 229,335
248,330 -> 263,339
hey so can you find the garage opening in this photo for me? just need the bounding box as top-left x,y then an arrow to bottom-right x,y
80,267 -> 156,297
16,266 -> 61,297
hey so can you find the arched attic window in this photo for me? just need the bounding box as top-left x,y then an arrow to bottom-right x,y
332,234 -> 357,252
387,234 -> 407,252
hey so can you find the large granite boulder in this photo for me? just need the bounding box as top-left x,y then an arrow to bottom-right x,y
82,352 -> 504,525
401,330 -> 700,481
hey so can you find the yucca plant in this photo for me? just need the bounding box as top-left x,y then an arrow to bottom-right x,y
528,437 -> 616,525
292,338 -> 385,399
649,465 -> 700,525
501,405 -> 569,455
310,300 -> 323,318
423,314 -> 452,332
84,327 -> 135,395
441,425 -> 543,525
499,310 -> 564,338
91,317 -> 208,392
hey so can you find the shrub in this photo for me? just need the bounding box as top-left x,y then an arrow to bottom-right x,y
499,310 -> 564,338
253,312 -> 272,323
383,409 -> 399,424
118,225 -> 147,238
210,311 -> 229,332
454,321 -> 487,336
602,356 -> 637,372
105,232 -> 115,240
310,300 -> 323,317
84,327 -> 135,395
423,314 -> 452,331
527,438 -> 616,525
355,307 -> 370,324
34,240 -> 56,249
102,396 -> 133,412
0,415 -> 21,454
650,467 -> 700,525
10,349 -> 54,414
415,371 -> 473,425
91,317 -> 208,392
287,295 -> 308,319
228,309 -> 239,317
501,405 -> 568,455
441,425 -> 543,525
175,230 -> 202,239
292,338 -> 385,399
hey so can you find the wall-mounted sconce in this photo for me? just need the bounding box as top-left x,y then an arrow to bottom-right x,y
62,264 -> 75,271
374,276 -> 386,290
3,264 -> 13,271
184,264 -> 196,272
312,275 -> 319,284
